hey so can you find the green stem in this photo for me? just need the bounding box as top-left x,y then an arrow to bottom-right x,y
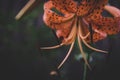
83,53 -> 89,80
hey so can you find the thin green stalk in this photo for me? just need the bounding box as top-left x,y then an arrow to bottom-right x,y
83,53 -> 89,80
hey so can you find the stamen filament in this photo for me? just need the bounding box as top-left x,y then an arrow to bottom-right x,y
57,41 -> 75,69
77,34 -> 91,69
78,20 -> 108,53
40,43 -> 64,49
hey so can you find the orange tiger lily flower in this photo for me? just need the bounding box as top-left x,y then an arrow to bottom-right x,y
15,0 -> 120,69
41,0 -> 120,69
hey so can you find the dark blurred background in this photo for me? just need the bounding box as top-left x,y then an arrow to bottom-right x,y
0,0 -> 120,80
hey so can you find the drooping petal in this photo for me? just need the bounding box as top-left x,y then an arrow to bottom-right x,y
43,1 -> 75,24
87,0 -> 108,19
64,0 -> 77,13
84,4 -> 120,42
77,0 -> 96,16
105,5 -> 120,17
